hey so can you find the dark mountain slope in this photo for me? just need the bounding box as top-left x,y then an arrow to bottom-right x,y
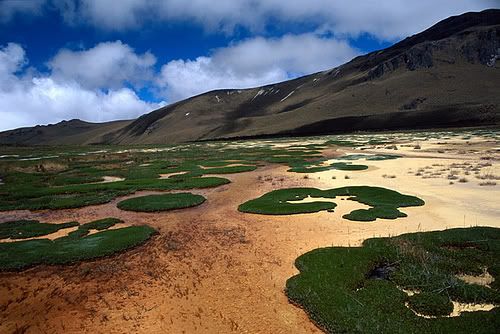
0,119 -> 131,146
1,9 -> 499,145
106,9 -> 500,144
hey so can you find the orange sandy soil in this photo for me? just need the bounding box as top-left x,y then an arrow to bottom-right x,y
1,141 -> 499,333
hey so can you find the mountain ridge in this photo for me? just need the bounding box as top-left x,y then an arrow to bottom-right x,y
1,9 -> 499,145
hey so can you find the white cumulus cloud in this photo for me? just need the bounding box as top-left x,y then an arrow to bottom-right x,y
157,33 -> 359,101
49,41 -> 156,90
0,43 -> 162,131
0,43 -> 27,83
2,1 -> 496,40
44,0 -> 497,40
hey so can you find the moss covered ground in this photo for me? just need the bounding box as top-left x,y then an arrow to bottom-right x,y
286,227 -> 500,333
286,153 -> 401,174
0,141 -> 325,210
0,220 -> 79,240
0,129 -> 492,211
0,218 -> 156,270
238,186 -> 424,221
117,193 -> 206,212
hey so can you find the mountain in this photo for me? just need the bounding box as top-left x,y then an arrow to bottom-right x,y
0,120 -> 131,146
1,9 -> 499,146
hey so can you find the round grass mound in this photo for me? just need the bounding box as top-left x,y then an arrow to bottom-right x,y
117,193 -> 206,212
286,227 -> 500,333
330,162 -> 368,171
408,292 -> 454,317
0,218 -> 157,271
238,186 -> 424,221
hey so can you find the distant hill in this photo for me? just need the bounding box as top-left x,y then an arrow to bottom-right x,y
1,9 -> 499,145
0,119 -> 131,146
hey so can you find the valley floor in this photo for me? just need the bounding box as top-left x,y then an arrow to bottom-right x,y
0,131 -> 499,333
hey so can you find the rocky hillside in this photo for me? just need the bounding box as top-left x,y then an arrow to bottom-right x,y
1,9 -> 499,145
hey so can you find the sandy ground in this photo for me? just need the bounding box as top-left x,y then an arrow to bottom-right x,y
0,138 -> 499,333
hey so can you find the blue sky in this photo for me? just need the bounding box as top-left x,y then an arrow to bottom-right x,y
0,0 -> 496,131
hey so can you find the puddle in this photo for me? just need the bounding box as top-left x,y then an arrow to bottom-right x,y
367,263 -> 397,280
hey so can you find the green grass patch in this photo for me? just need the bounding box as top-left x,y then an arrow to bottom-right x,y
330,162 -> 368,171
339,154 -> 401,161
65,218 -> 121,239
408,292 -> 454,317
200,165 -> 257,174
288,165 -> 334,173
160,161 -> 257,178
0,191 -> 132,211
117,193 -> 206,212
0,218 -> 156,271
287,159 -> 368,173
0,177 -> 227,211
0,220 -> 78,240
0,134 -> 435,211
286,227 -> 500,333
0,140 -> 329,211
324,140 -> 364,147
238,186 -> 424,221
